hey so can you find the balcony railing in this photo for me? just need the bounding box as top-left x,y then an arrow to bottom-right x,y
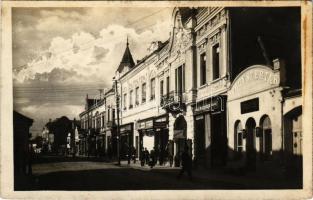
160,91 -> 186,110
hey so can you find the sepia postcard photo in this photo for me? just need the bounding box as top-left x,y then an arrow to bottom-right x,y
0,1 -> 312,199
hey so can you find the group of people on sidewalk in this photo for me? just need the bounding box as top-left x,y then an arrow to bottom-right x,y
138,145 -> 193,180
140,146 -> 174,168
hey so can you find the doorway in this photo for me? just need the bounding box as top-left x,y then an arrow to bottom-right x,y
245,117 -> 256,170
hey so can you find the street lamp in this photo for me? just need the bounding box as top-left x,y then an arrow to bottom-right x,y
113,77 -> 121,165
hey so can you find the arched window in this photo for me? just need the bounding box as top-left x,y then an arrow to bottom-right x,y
260,115 -> 272,160
234,121 -> 243,155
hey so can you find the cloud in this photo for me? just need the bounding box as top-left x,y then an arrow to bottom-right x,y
12,7 -> 172,137
13,19 -> 171,86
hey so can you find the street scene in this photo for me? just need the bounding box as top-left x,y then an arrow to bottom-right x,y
13,6 -> 303,191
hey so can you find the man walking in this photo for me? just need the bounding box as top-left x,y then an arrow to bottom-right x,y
177,146 -> 192,181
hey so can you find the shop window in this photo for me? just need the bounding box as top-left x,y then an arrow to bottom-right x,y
142,83 -> 146,103
235,121 -> 243,158
292,114 -> 302,155
260,115 -> 272,160
200,52 -> 207,85
212,43 -> 220,80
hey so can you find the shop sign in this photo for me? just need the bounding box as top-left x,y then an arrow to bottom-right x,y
195,96 -> 224,113
240,98 -> 259,114
229,65 -> 280,100
120,124 -> 132,133
138,120 -> 154,130
195,115 -> 204,120
153,121 -> 168,129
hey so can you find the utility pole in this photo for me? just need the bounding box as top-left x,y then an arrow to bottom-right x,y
114,78 -> 121,165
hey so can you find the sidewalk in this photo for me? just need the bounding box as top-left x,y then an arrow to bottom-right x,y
119,160 -> 301,189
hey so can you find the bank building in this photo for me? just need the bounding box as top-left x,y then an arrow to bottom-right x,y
79,7 -> 302,175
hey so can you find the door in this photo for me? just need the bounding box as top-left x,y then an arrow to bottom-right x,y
195,115 -> 205,159
245,118 -> 256,170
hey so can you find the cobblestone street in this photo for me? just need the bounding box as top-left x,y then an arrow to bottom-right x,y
15,156 -> 301,190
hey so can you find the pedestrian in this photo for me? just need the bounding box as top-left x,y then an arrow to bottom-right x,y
154,146 -> 159,165
168,150 -> 173,167
140,149 -> 145,166
127,145 -> 131,165
149,149 -> 155,168
177,146 -> 192,181
132,146 -> 136,164
144,148 -> 149,165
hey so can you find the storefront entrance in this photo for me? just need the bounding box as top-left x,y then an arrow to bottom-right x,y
174,115 -> 187,154
138,115 -> 169,165
174,115 -> 191,167
120,123 -> 133,160
210,112 -> 227,167
245,118 -> 256,170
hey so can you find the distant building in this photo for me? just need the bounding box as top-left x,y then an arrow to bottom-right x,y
79,95 -> 106,157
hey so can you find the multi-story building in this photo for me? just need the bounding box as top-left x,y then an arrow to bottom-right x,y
79,94 -> 106,156
79,7 -> 302,173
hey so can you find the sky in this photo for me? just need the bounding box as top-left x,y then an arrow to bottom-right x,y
12,7 -> 173,137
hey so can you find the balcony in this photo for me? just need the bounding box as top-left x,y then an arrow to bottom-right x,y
160,91 -> 186,113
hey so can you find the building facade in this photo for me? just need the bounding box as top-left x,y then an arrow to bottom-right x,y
79,95 -> 106,157
79,7 -> 302,172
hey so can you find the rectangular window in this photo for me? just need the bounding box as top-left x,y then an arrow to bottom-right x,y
112,109 -> 115,121
142,83 -> 146,103
166,76 -> 170,96
200,53 -> 207,85
150,78 -> 155,100
212,43 -> 220,80
175,65 -> 185,94
123,93 -> 127,110
135,87 -> 139,105
129,90 -> 133,109
107,107 -> 110,122
160,80 -> 164,97
240,98 -> 259,114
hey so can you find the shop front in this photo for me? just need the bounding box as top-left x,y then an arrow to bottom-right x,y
137,115 -> 169,164
194,95 -> 227,168
154,115 -> 169,165
228,65 -> 283,170
119,123 -> 134,159
96,134 -> 106,157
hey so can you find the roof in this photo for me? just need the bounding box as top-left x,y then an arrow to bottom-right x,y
117,39 -> 135,73
118,40 -> 169,80
284,89 -> 302,98
13,110 -> 33,126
